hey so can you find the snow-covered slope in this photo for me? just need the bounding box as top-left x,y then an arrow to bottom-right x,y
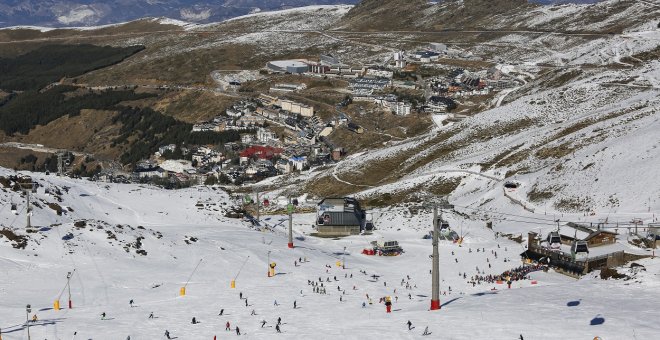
1,167 -> 660,339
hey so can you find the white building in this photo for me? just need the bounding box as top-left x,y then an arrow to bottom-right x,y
280,99 -> 314,117
257,128 -> 278,143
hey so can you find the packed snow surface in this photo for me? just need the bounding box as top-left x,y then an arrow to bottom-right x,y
1,168 -> 659,339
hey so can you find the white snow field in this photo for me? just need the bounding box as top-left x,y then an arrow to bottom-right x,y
1,168 -> 660,339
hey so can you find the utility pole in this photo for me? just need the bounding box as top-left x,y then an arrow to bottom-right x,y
431,202 -> 453,311
26,185 -> 31,229
26,304 -> 31,340
343,246 -> 347,269
256,191 -> 260,222
287,197 -> 294,249
67,271 -> 74,309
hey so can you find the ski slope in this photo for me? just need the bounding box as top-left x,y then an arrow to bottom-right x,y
1,168 -> 660,339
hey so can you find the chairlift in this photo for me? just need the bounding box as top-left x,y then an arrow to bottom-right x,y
547,231 -> 561,249
571,240 -> 589,259
438,221 -> 450,236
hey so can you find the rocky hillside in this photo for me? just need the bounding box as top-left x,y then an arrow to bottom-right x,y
338,0 -> 657,34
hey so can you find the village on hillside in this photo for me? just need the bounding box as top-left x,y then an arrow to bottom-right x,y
88,43 -> 522,187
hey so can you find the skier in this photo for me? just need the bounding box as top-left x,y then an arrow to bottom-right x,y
239,292 -> 243,299
407,320 -> 413,330
101,312 -> 106,320
245,299 -> 248,307
261,320 -> 267,328
274,300 -> 279,306
226,322 -> 231,331
519,335 -> 524,340
192,317 -> 198,324
251,309 -> 256,316
422,326 -> 430,336
236,326 -> 241,335
129,299 -> 134,307
149,312 -> 154,319
276,324 -> 281,333
277,317 -> 282,325
165,330 -> 171,339
219,309 -> 224,316
127,336 -> 131,340
293,300 -> 297,309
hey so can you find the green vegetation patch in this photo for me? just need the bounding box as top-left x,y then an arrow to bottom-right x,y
0,44 -> 144,91
0,85 -> 155,135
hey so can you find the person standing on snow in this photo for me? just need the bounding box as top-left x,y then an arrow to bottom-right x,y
261,320 -> 267,328
277,317 -> 282,325
236,326 -> 241,335
226,321 -> 231,331
407,320 -> 413,330
165,330 -> 171,339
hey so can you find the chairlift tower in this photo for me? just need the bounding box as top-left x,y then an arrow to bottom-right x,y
430,201 -> 453,311
57,152 -> 64,176
287,197 -> 294,249
19,182 -> 34,229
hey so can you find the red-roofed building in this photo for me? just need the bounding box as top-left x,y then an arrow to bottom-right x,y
239,145 -> 283,160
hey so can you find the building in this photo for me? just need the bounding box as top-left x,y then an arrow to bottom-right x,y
280,99 -> 314,117
426,96 -> 457,113
289,156 -> 308,171
320,54 -> 342,66
429,43 -> 447,53
559,223 -> 618,248
365,68 -> 394,79
349,78 -> 391,91
266,60 -> 309,74
315,197 -> 366,236
239,145 -> 283,160
393,101 -> 412,116
256,128 -> 278,143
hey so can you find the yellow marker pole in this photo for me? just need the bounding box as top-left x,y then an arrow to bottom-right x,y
230,280 -> 236,289
180,287 -> 186,296
54,300 -> 60,311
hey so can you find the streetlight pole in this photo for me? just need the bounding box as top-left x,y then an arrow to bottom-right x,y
288,197 -> 294,249
431,202 -> 453,311
26,304 -> 31,340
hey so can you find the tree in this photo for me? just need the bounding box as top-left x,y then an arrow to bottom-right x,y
204,175 -> 218,185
